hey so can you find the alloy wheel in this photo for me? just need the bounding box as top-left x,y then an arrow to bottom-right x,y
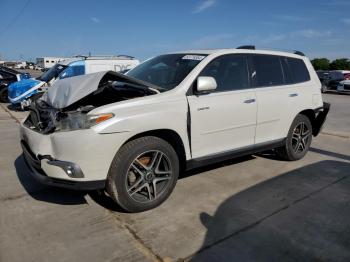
126,150 -> 173,203
291,122 -> 311,153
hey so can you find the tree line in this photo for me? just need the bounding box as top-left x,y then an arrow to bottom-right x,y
311,58 -> 350,71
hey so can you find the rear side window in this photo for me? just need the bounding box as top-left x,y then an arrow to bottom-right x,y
199,54 -> 249,92
287,57 -> 310,83
250,55 -> 284,87
59,62 -> 85,79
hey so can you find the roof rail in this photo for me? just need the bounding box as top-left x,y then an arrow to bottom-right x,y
117,55 -> 135,59
73,55 -> 88,59
237,45 -> 255,50
236,45 -> 306,56
294,50 -> 305,56
73,55 -> 135,60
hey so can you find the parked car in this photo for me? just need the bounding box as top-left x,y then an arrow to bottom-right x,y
320,70 -> 350,93
34,65 -> 43,71
25,62 -> 35,70
8,55 -> 140,107
20,47 -> 329,212
316,70 -> 330,93
336,80 -> 350,93
0,66 -> 31,102
14,62 -> 26,69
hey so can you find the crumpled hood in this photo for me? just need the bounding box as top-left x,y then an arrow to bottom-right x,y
41,70 -> 159,109
41,71 -> 109,109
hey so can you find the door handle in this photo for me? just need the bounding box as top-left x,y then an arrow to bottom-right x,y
289,93 -> 298,97
244,99 -> 256,104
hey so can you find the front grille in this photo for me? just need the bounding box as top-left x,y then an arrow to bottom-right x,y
344,84 -> 350,90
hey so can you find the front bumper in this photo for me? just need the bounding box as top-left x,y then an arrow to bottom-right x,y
20,121 -> 131,189
21,140 -> 105,190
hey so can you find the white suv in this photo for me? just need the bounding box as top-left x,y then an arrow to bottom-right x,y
20,47 -> 330,212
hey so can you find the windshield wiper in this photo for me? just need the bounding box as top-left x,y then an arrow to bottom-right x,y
133,79 -> 167,92
113,81 -> 159,94
115,72 -> 166,92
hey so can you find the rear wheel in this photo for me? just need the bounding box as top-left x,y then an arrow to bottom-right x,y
276,114 -> 312,161
106,136 -> 179,212
321,84 -> 328,93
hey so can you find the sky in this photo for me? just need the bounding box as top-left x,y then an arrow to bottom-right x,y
0,0 -> 350,61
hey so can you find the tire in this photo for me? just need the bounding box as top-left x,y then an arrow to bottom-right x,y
321,84 -> 328,93
106,136 -> 179,212
0,87 -> 9,103
276,114 -> 312,161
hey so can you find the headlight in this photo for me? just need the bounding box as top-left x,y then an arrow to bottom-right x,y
55,112 -> 114,132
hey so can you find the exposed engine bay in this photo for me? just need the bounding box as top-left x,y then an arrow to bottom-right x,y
24,71 -> 160,134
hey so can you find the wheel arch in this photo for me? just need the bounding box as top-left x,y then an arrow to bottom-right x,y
297,109 -> 317,136
122,129 -> 187,173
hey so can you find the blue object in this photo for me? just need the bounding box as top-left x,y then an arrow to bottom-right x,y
8,78 -> 43,104
20,73 -> 31,80
59,61 -> 85,79
8,60 -> 87,105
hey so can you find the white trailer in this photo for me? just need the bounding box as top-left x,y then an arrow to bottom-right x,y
36,57 -> 66,69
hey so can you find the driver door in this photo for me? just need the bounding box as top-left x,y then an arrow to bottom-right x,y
187,54 -> 257,159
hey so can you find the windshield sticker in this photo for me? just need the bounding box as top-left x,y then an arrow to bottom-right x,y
182,55 -> 205,61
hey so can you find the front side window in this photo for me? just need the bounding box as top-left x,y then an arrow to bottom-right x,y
127,54 -> 207,90
250,55 -> 284,87
199,54 -> 249,92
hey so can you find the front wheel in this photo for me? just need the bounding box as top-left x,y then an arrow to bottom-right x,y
276,114 -> 312,161
106,136 -> 179,212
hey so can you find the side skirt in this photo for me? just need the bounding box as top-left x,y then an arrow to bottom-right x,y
186,138 -> 286,170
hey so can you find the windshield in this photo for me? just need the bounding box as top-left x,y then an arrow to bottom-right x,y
127,54 -> 207,90
38,64 -> 67,82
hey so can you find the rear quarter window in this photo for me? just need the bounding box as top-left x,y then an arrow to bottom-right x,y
287,57 -> 310,83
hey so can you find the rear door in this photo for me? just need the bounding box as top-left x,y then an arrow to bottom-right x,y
252,55 -> 312,144
249,54 -> 295,144
187,54 -> 257,158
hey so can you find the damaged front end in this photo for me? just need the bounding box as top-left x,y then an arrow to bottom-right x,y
24,100 -> 109,133
23,71 -> 160,134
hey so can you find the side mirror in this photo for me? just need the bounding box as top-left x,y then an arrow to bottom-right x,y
196,76 -> 217,94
